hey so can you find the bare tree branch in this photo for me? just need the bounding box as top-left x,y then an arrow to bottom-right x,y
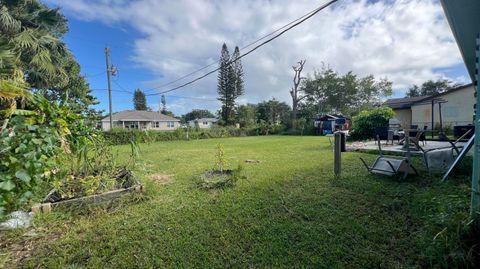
290,59 -> 306,129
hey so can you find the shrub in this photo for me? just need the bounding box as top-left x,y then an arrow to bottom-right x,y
0,116 -> 62,218
351,106 -> 395,140
0,93 -> 85,218
102,126 -> 256,145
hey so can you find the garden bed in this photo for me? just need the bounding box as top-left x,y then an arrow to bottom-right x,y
31,185 -> 144,213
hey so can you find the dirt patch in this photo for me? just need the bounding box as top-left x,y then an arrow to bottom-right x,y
0,227 -> 63,268
150,174 -> 175,185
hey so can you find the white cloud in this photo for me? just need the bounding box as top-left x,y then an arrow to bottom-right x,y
47,0 -> 466,115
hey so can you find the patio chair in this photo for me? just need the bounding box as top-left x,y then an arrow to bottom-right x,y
360,136 -> 418,180
410,130 -> 471,173
409,130 -> 425,149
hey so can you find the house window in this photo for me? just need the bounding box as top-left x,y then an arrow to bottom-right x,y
203,122 -> 208,125
153,122 -> 160,128
167,121 -> 175,128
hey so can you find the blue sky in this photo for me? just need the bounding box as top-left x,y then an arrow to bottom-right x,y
64,19 -> 165,113
50,0 -> 470,116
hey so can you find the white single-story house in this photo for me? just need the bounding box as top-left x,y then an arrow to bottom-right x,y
187,118 -> 218,129
385,83 -> 474,129
101,110 -> 181,131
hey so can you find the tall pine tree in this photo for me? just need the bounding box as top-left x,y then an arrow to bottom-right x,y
133,89 -> 147,110
232,46 -> 244,97
217,44 -> 244,125
161,94 -> 167,114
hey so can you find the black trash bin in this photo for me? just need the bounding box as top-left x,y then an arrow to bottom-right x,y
335,131 -> 346,152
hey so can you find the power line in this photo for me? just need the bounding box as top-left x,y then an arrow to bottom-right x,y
143,1 -> 333,93
84,71 -> 107,78
166,95 -> 218,101
145,0 -> 338,96
91,88 -> 132,94
90,88 -> 217,102
112,80 -> 134,94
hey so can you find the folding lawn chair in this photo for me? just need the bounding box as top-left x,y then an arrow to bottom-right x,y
360,136 -> 418,180
411,130 -> 472,173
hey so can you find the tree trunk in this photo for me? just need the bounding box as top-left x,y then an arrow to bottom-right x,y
290,60 -> 306,130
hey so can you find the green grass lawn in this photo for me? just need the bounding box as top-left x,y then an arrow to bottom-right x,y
0,136 -> 475,268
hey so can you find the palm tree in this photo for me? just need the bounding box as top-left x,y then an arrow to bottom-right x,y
0,1 -> 71,89
1,1 -> 96,110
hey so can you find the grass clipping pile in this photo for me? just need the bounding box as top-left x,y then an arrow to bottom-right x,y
197,144 -> 245,189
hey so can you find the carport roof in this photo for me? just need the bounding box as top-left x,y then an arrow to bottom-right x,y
441,0 -> 480,81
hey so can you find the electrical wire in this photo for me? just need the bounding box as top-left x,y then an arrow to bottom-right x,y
166,95 -> 218,101
145,0 -> 338,96
143,0 -> 336,93
90,88 -> 217,102
84,71 -> 107,78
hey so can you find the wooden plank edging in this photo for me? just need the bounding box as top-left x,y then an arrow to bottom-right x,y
31,185 -> 144,213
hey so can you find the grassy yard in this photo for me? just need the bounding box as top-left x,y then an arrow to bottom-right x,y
0,136 -> 475,268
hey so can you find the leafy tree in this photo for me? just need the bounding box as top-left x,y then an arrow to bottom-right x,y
405,85 -> 421,97
301,65 -> 392,117
256,98 -> 291,127
405,79 -> 458,97
183,109 -> 215,122
236,104 -> 257,128
133,89 -> 147,110
217,43 -> 244,125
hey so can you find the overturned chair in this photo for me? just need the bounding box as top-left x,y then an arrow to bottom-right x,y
413,130 -> 471,173
360,136 -> 418,180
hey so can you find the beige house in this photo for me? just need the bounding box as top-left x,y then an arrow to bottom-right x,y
101,110 -> 181,131
187,118 -> 218,129
385,84 -> 474,129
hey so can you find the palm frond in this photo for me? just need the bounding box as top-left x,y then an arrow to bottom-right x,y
11,108 -> 37,116
30,47 -> 55,73
0,42 -> 17,78
0,79 -> 29,101
12,28 -> 38,50
0,6 -> 21,34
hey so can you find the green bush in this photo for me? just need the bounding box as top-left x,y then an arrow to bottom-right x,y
103,126 -> 257,145
0,116 -> 62,218
351,106 -> 395,140
0,94 -> 85,219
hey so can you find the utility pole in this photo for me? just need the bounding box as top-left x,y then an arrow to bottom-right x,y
105,47 -> 117,130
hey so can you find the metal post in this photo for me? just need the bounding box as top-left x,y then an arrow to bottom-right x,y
431,99 -> 435,139
471,35 -> 480,221
439,102 -> 443,133
105,47 -> 113,131
334,132 -> 341,176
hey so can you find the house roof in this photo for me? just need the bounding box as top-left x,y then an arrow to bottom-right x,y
316,114 -> 349,121
385,83 -> 474,109
101,110 -> 180,122
384,96 -> 430,109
